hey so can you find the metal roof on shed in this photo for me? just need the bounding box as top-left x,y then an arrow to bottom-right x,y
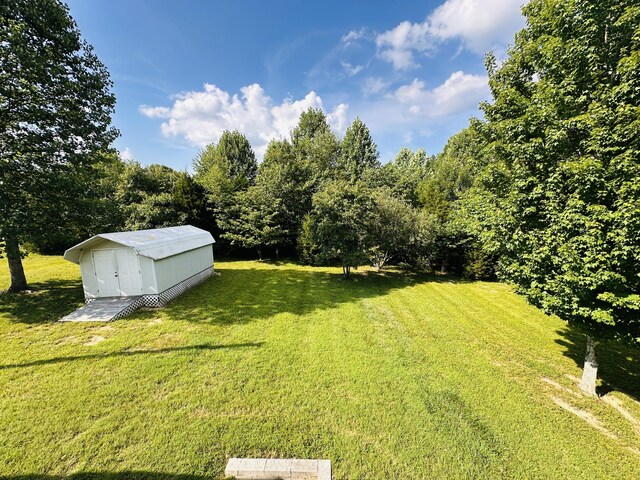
63,225 -> 215,264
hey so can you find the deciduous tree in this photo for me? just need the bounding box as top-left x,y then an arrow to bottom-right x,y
337,117 -> 380,183
0,0 -> 118,291
304,180 -> 374,277
477,0 -> 640,395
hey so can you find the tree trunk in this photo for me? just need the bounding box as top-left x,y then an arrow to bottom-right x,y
579,335 -> 599,396
5,234 -> 28,292
374,252 -> 391,272
256,246 -> 262,261
342,265 -> 350,278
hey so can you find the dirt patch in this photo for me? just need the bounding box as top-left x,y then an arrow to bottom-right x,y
566,374 -> 582,384
189,406 -> 211,419
602,395 -> 640,435
55,335 -> 79,345
83,335 -> 105,346
148,318 -> 163,325
541,377 -> 581,397
550,396 -> 616,439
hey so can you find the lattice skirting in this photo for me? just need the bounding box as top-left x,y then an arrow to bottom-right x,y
141,266 -> 214,308
86,267 -> 214,316
112,297 -> 147,321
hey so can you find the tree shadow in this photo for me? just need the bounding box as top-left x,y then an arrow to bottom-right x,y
554,324 -> 640,402
160,265 -> 463,327
0,263 -> 470,327
1,472 -> 218,480
0,342 -> 263,370
0,278 -> 84,324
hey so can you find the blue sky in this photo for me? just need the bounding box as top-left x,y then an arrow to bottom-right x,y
65,0 -> 526,170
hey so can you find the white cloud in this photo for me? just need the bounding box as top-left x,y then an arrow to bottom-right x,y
141,83 -> 349,159
119,147 -> 134,161
138,105 -> 170,118
429,71 -> 489,115
363,77 -> 391,96
376,21 -> 432,70
346,70 -> 489,159
340,61 -> 364,77
394,78 -> 428,104
390,71 -> 489,116
327,103 -> 349,133
428,0 -> 525,53
376,0 -> 526,70
341,28 -> 367,46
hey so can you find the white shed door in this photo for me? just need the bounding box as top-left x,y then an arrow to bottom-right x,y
115,249 -> 142,296
92,249 -> 142,297
92,250 -> 120,297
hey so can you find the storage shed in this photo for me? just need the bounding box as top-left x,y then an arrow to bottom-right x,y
64,225 -> 215,307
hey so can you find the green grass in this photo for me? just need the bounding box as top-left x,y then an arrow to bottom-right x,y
1,255 -> 639,479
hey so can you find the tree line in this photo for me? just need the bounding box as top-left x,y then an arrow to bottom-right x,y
2,0 -> 638,394
29,112 -> 486,282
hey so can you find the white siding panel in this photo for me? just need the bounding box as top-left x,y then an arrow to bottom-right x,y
79,250 -> 98,298
139,256 -> 158,294
153,246 -> 214,293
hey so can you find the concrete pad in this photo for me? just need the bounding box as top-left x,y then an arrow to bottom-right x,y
264,458 -> 292,475
290,459 -> 318,479
225,458 -> 268,479
60,297 -> 140,322
225,458 -> 331,480
317,460 -> 331,480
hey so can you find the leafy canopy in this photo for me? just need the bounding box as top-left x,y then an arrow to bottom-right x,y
475,0 -> 640,337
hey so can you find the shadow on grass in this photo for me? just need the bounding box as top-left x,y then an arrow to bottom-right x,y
160,265 -> 463,327
1,473 -> 212,480
0,263 -> 470,328
0,342 -> 263,370
0,278 -> 84,324
555,324 -> 640,402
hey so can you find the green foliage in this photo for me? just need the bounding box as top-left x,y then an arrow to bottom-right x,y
112,162 -> 207,231
474,0 -> 640,337
336,117 -> 380,183
218,185 -> 286,259
368,189 -> 418,271
194,130 -> 257,208
418,128 -> 479,221
381,148 -> 432,207
0,0 -> 118,287
298,214 -> 319,265
304,180 -> 374,276
291,108 -> 339,187
257,139 -> 311,246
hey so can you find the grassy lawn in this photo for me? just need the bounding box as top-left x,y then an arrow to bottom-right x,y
1,255 -> 639,479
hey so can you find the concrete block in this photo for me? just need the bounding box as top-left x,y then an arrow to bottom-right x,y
225,457 -> 331,480
225,458 -> 267,479
265,458 -> 292,477
290,459 -> 317,479
317,460 -> 331,480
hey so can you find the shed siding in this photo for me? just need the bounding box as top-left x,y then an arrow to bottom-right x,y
153,245 -> 213,293
139,256 -> 158,294
79,250 -> 98,298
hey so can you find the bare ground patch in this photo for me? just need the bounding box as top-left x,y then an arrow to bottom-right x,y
550,396 -> 616,439
602,395 -> 640,435
83,335 -> 105,346
541,377 -> 581,397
